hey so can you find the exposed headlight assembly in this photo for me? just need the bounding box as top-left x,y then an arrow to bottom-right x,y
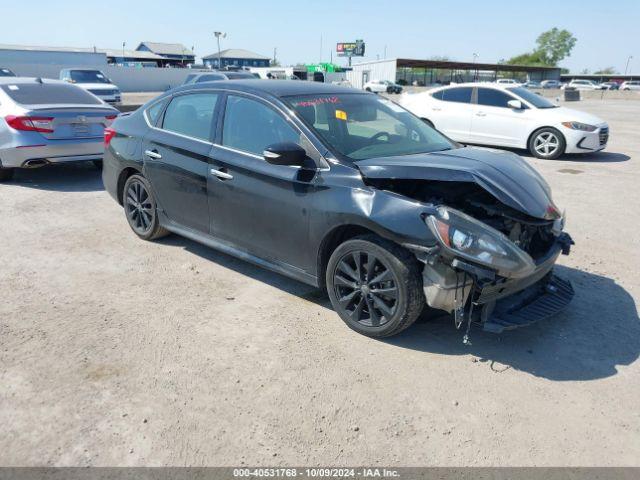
561,121 -> 597,132
426,206 -> 536,279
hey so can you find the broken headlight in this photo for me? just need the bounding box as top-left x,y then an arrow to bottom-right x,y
425,206 -> 536,278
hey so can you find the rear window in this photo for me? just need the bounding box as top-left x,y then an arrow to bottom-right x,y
0,82 -> 103,105
432,87 -> 473,104
223,72 -> 256,80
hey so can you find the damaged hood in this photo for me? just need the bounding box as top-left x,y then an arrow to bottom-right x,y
356,147 -> 558,219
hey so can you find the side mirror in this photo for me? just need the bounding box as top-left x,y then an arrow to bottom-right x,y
507,99 -> 523,109
263,142 -> 307,166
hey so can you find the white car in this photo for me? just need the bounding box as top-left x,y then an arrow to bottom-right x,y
363,80 -> 402,94
563,79 -> 605,91
59,68 -> 121,104
541,80 -> 562,89
620,80 -> 640,91
399,83 -> 609,159
496,78 -> 521,86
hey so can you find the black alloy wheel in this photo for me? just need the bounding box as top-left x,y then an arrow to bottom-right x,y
122,174 -> 169,240
326,235 -> 425,338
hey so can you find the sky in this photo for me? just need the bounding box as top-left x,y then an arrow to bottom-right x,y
5,0 -> 639,73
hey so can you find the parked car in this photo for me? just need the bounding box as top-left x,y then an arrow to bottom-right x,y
600,81 -> 619,90
103,80 -> 574,338
183,71 -> 257,84
496,79 -> 522,86
0,67 -> 16,77
364,80 -> 402,94
0,78 -> 118,181
59,68 -> 121,104
522,81 -> 541,89
399,83 -> 609,159
540,80 -> 562,89
620,80 -> 640,91
563,79 -> 605,90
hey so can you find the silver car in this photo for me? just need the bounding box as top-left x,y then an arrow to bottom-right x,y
0,77 -> 118,181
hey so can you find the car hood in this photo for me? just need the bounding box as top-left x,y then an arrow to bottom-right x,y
77,83 -> 118,90
537,105 -> 606,126
355,147 -> 559,220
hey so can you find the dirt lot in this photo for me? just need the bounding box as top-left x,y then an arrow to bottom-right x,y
1,98 -> 639,467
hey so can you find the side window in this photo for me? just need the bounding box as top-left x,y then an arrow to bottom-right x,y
441,87 -> 473,104
477,88 -> 514,108
162,93 -> 219,141
222,95 -> 300,156
145,100 -> 166,126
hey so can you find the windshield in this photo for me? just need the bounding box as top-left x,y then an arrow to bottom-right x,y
507,87 -> 558,109
70,70 -> 110,84
286,93 -> 454,161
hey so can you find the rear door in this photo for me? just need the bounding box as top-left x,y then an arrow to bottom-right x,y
142,91 -> 220,233
429,87 -> 474,141
469,87 -> 532,147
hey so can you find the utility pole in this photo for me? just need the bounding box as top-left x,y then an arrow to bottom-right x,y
320,35 -> 323,63
122,41 -> 126,62
273,47 -> 277,66
384,45 -> 387,59
214,31 -> 226,69
625,55 -> 633,75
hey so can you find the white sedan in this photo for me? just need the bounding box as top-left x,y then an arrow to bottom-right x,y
399,83 -> 609,159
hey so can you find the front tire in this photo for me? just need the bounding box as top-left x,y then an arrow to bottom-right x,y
528,127 -> 566,159
326,235 -> 425,338
0,167 -> 15,182
122,174 -> 169,241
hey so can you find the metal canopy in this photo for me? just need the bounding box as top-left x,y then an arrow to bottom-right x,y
396,58 -> 558,73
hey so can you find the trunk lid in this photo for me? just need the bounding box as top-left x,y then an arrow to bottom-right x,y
24,106 -> 117,140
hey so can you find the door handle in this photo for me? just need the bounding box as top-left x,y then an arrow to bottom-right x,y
476,111 -> 487,117
144,150 -> 162,159
210,168 -> 233,180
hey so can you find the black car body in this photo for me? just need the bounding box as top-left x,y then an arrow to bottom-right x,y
103,80 -> 574,339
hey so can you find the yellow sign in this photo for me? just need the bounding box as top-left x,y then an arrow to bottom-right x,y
335,110 -> 347,121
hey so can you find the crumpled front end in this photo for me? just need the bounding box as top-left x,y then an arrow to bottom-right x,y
419,232 -> 574,334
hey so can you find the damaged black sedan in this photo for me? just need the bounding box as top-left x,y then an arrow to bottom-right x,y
103,80 -> 574,339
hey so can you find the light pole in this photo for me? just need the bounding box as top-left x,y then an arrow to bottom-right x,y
625,55 -> 633,75
472,53 -> 479,81
214,32 -> 226,69
122,42 -> 126,63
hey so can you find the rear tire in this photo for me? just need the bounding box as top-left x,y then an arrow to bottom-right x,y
365,87 -> 372,92
326,235 -> 425,338
0,167 -> 15,182
122,174 -> 169,241
528,127 -> 566,160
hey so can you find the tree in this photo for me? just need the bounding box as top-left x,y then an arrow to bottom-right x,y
594,67 -> 617,74
505,28 -> 577,67
535,28 -> 577,65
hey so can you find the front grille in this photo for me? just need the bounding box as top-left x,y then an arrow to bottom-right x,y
599,127 -> 609,146
88,89 -> 117,96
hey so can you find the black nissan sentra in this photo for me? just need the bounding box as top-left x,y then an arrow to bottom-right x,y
103,80 -> 574,339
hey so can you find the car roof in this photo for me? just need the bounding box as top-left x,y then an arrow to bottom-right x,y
0,77 -> 67,85
430,82 -> 518,91
173,79 -> 359,98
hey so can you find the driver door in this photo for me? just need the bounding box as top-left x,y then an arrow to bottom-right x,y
207,94 -> 320,272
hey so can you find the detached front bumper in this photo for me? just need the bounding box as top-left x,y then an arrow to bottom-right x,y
421,234 -> 574,332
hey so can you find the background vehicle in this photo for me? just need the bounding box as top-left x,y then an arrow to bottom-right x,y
601,81 -> 619,90
522,81 -> 541,89
59,68 -> 121,104
0,78 -> 118,181
103,80 -> 573,338
0,67 -> 16,77
620,80 -> 640,91
364,79 -> 402,93
541,79 -> 562,89
400,83 -> 609,159
182,71 -> 257,84
496,79 -> 521,86
563,79 -> 605,90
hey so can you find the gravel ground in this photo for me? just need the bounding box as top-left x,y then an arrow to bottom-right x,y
1,98 -> 639,467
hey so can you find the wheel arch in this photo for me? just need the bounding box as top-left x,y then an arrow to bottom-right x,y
526,125 -> 566,149
316,224 -> 380,291
117,166 -> 143,205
